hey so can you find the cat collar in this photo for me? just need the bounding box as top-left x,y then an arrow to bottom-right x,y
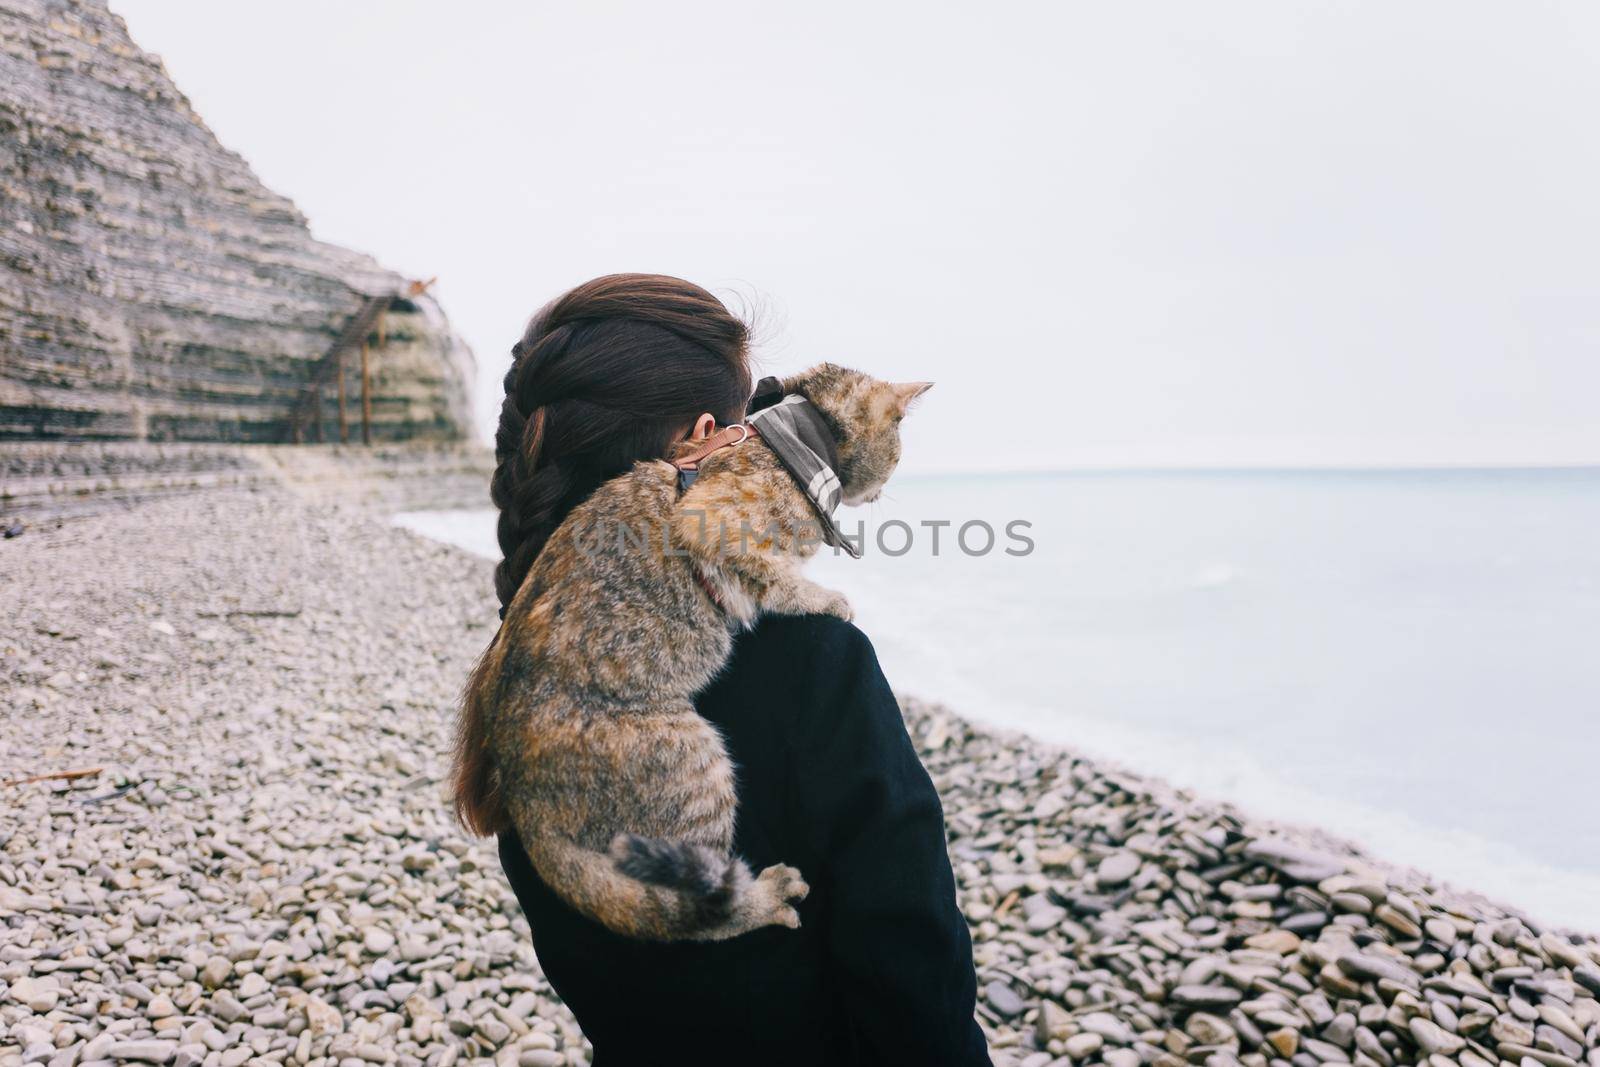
744,379 -> 862,559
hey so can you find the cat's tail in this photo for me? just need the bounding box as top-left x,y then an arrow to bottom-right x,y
520,831 -> 807,942
610,834 -> 744,926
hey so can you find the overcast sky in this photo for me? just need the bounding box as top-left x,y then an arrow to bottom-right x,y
111,1 -> 1600,472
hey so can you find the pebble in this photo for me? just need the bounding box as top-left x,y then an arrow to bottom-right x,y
1410,1018 -> 1467,1056
1267,1029 -> 1300,1057
1245,929 -> 1301,954
107,1041 -> 177,1064
1185,1013 -> 1237,1046
1496,1017 -> 1539,1046
986,980 -> 1027,1018
1080,1012 -> 1136,1045
1171,985 -> 1243,1009
475,1017 -> 512,1045
1337,953 -> 1420,989
1304,1036 -> 1352,1062
1037,1000 -> 1073,1043
199,956 -> 232,989
1064,1033 -> 1104,1059
364,927 -> 397,955
1095,852 -> 1141,888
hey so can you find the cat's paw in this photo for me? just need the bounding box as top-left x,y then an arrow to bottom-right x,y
818,592 -> 854,622
753,863 -> 809,928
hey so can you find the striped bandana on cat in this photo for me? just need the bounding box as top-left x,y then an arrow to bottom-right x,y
745,377 -> 863,559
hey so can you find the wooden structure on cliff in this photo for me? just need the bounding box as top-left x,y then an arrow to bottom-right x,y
287,279 -> 435,445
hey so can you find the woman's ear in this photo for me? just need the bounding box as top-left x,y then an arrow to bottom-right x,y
687,412 -> 717,442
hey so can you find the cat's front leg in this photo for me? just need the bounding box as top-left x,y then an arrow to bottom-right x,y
759,574 -> 853,621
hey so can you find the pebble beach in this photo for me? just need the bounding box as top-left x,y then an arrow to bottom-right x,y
4,489 -> 1599,1067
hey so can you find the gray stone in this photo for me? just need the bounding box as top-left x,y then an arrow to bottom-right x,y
985,980 -> 1026,1018
475,1017 -> 512,1045
1185,1013 -> 1237,1047
1302,1038 -> 1352,1063
1172,985 -> 1244,1009
1337,954 -> 1419,990
1497,1045 -> 1580,1067
1081,1011 -> 1137,1044
1573,966 -> 1600,997
1324,1013 -> 1357,1048
1493,1017 -> 1538,1046
1243,840 -> 1347,883
200,957 -> 232,990
1064,1034 -> 1105,1060
108,1042 -> 178,1065
210,994 -> 246,1024
1036,999 -> 1072,1044
1408,1018 -> 1465,1056
518,1054 -> 565,1067
1096,852 -> 1142,887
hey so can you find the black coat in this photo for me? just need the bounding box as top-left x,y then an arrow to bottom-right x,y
498,614 -> 992,1066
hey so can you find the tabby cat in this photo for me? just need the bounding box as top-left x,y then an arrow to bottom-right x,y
461,363 -> 930,941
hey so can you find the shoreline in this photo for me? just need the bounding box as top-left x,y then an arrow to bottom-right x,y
0,441 -> 494,525
3,489 -> 1598,1066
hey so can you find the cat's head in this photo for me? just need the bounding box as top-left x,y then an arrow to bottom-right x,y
780,363 -> 932,505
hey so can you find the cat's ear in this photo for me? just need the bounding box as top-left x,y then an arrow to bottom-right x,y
892,381 -> 934,415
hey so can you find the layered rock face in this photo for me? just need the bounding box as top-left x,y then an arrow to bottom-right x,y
0,0 -> 476,442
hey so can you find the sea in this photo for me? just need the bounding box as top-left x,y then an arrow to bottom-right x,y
396,468 -> 1600,930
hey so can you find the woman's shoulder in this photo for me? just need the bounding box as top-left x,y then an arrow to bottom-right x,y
734,613 -> 881,678
707,613 -> 899,745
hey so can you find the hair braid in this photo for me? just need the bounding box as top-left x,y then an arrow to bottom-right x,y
488,328 -> 576,612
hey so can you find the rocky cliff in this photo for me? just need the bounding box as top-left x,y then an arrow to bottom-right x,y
0,0 -> 476,442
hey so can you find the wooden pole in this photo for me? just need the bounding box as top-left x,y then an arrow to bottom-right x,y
361,340 -> 372,445
336,347 -> 348,444
2,766 -> 102,788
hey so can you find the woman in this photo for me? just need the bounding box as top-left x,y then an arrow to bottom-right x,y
455,274 -> 990,1066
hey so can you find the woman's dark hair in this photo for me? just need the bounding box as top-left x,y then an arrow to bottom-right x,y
489,273 -> 753,613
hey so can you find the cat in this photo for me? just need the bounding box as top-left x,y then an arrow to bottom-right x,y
462,364 -> 931,941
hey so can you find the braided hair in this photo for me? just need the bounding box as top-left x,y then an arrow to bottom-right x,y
489,273 -> 752,613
